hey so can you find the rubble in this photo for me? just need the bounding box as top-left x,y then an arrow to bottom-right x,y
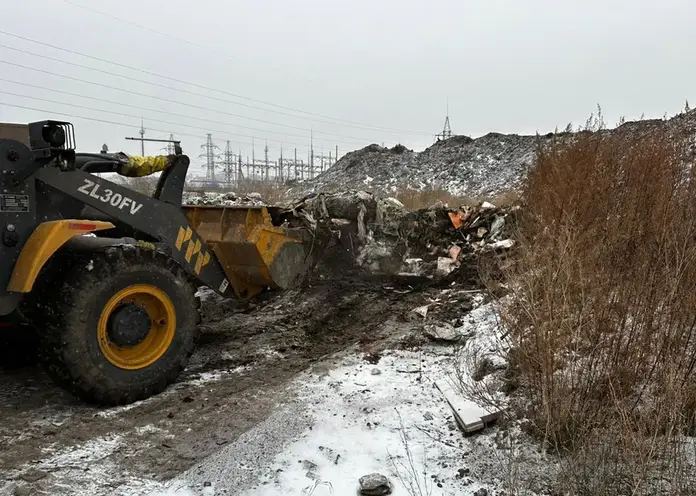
424,323 -> 461,342
283,190 -> 517,283
294,109 -> 696,199
182,191 -> 268,206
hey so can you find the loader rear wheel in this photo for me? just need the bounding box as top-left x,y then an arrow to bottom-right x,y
37,246 -> 201,405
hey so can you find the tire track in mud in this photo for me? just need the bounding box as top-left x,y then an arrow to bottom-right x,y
0,277 -> 429,495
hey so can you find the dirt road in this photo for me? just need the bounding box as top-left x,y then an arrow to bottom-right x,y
0,275 -> 440,495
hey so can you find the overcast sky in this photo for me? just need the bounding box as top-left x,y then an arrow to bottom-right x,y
2,0 -> 694,177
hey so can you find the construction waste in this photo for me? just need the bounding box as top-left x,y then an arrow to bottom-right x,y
283,190 -> 517,282
182,189 -> 516,284
294,109 -> 696,199
183,191 -> 268,207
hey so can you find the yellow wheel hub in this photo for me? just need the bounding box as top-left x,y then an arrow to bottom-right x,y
97,284 -> 176,370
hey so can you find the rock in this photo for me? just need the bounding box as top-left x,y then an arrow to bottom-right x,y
480,201 -> 496,210
424,323 -> 461,342
476,227 -> 488,239
358,473 -> 392,495
436,257 -> 457,276
371,368 -> 381,376
474,489 -> 489,496
487,239 -> 515,250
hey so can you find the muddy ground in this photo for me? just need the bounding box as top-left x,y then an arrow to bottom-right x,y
0,270 -> 478,495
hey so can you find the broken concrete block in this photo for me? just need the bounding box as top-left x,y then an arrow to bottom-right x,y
359,473 -> 392,495
424,323 -> 461,342
436,257 -> 457,276
434,380 -> 501,434
487,239 -> 515,250
476,227 -> 488,239
481,201 -> 496,210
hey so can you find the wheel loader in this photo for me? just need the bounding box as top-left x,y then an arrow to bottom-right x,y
0,120 -> 319,405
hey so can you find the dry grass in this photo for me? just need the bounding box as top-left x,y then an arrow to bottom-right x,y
184,179 -> 290,204
234,178 -> 291,204
393,186 -> 520,211
499,118 -> 696,494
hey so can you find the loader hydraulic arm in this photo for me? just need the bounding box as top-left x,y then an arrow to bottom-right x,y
33,165 -> 234,297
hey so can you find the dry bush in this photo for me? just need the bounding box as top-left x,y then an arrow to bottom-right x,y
117,174 -> 160,196
501,122 -> 696,494
393,186 -> 479,210
233,178 -> 291,204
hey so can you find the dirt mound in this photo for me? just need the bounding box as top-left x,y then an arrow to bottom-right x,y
298,110 -> 696,198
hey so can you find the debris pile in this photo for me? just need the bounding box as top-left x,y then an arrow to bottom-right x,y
285,190 -> 517,282
300,133 -> 539,198
183,191 -> 267,206
298,109 -> 696,198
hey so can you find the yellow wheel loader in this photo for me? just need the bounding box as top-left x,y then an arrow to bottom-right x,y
0,120 -> 319,405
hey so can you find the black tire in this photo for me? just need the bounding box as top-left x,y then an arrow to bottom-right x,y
35,245 -> 201,405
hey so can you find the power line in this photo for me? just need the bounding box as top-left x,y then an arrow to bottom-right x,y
0,40 -> 427,138
56,1 -> 430,137
0,60 -> 367,143
0,89 -> 319,149
0,29 -> 430,136
0,78 -> 367,146
0,101 -> 310,152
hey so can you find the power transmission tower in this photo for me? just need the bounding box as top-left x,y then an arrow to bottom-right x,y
166,134 -> 176,154
199,134 -> 220,185
221,140 -> 237,186
435,98 -> 453,142
237,149 -> 244,184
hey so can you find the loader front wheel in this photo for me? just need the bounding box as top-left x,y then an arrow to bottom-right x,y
38,247 -> 201,405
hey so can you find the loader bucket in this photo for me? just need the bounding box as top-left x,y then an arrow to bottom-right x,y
182,205 -> 317,299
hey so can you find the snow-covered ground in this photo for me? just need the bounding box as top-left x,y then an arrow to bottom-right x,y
141,301 -> 554,496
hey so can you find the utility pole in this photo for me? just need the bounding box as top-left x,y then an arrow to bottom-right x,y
294,148 -> 298,180
139,119 -> 145,156
252,138 -> 256,180
124,119 -> 147,156
310,130 -> 314,179
264,142 -> 269,182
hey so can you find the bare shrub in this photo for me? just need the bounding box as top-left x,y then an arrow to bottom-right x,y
500,121 -> 696,493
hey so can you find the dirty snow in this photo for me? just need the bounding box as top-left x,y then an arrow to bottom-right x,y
138,300 -> 555,496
